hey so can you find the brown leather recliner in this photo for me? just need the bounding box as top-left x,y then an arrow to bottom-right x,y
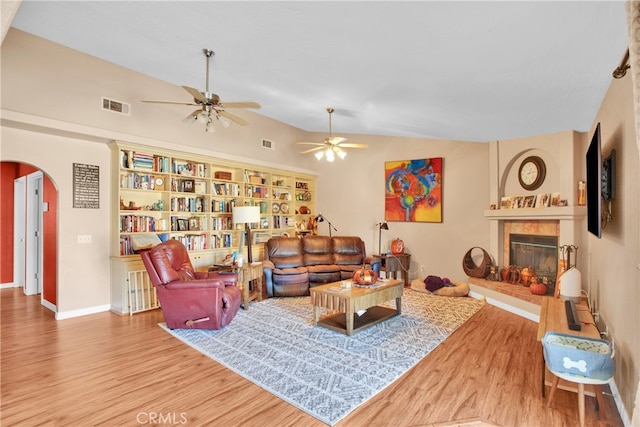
140,239 -> 241,330
263,235 -> 380,297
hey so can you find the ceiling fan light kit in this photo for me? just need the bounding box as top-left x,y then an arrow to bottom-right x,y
298,107 -> 368,162
142,48 -> 260,133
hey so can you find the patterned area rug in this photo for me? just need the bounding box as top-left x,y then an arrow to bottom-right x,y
160,289 -> 484,426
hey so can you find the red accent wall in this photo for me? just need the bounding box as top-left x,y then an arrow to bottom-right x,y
0,162 -> 57,305
42,177 -> 57,304
0,162 -> 18,283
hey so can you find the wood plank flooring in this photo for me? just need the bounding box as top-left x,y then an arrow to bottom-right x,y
1,288 -> 623,427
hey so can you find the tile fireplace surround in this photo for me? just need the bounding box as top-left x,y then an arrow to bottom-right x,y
477,207 -> 586,310
504,220 -> 559,291
484,207 -> 586,271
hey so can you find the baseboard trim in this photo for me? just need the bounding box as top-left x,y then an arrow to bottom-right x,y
0,282 -> 20,289
609,378 -> 632,426
55,304 -> 110,320
41,298 -> 56,313
469,290 -> 540,323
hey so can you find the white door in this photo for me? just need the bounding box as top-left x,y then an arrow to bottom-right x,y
25,171 -> 43,295
13,176 -> 26,289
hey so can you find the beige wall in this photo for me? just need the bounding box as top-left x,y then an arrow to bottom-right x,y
2,26 -> 639,421
1,128 -> 111,313
589,72 -> 639,421
313,133 -> 489,281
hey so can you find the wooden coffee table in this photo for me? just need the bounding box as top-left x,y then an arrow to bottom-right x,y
309,279 -> 403,336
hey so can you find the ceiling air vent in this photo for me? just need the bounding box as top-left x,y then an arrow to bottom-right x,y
261,139 -> 275,150
102,97 -> 130,116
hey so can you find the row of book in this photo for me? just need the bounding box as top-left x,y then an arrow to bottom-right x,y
170,197 -> 206,213
120,215 -> 157,233
212,182 -> 241,196
245,186 -> 269,199
211,233 -> 234,248
172,234 -> 208,251
211,216 -> 234,231
120,150 -> 171,173
212,199 -> 237,213
120,173 -> 162,190
172,159 -> 207,178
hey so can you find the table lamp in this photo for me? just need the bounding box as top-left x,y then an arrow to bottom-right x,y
232,206 -> 260,263
558,244 -> 581,303
377,221 -> 389,255
559,267 -> 582,303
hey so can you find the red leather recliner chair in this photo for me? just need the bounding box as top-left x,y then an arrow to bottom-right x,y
140,239 -> 241,330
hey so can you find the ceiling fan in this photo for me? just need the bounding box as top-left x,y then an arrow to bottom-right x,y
142,49 -> 260,132
297,108 -> 368,161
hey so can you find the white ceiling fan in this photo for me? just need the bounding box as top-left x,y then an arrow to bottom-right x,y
297,108 -> 368,161
142,49 -> 260,132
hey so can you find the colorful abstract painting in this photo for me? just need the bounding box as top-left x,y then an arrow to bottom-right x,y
385,158 -> 443,222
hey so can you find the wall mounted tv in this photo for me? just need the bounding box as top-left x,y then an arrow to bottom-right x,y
586,122 -> 616,239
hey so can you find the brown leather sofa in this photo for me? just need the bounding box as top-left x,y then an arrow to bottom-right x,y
262,235 -> 381,297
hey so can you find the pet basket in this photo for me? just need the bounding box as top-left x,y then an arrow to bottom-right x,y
462,247 -> 492,278
542,332 -> 615,381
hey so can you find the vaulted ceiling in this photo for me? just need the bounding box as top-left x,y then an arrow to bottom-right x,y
9,1 -> 629,142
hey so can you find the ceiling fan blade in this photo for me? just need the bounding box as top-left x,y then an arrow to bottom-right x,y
218,110 -> 249,126
141,99 -> 199,106
328,136 -> 347,145
338,143 -> 369,149
181,85 -> 208,104
296,142 -> 324,146
221,101 -> 261,109
300,146 -> 326,154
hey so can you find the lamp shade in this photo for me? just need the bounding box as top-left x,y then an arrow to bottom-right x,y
559,267 -> 582,303
232,206 -> 260,224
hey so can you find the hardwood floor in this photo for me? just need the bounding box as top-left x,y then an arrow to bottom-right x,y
1,288 -> 623,427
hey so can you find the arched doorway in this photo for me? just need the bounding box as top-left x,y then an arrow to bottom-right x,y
0,161 -> 58,311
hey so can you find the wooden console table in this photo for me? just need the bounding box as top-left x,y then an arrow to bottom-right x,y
537,296 -> 601,397
379,254 -> 411,286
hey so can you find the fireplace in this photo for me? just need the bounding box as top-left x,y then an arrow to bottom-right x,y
509,233 -> 558,294
501,219 -> 561,295
476,207 -> 585,309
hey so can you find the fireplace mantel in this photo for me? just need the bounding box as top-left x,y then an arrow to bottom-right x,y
484,206 -> 586,221
484,205 -> 587,272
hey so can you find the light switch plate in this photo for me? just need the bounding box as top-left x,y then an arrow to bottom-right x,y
77,235 -> 92,244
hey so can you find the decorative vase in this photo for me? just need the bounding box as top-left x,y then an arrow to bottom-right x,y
391,238 -> 405,255
353,268 -> 379,285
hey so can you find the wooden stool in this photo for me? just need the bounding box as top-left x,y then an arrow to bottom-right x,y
546,369 -> 612,427
542,332 -> 615,427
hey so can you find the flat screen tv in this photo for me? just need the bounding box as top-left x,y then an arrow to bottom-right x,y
586,123 -> 602,238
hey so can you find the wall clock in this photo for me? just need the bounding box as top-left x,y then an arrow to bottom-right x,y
518,156 -> 546,191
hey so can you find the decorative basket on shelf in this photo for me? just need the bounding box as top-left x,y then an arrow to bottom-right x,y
462,246 -> 492,278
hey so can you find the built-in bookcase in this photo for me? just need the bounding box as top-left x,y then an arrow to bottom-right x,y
109,141 -> 316,314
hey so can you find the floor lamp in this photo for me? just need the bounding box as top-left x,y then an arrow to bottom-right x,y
232,206 -> 260,263
377,221 -> 389,255
315,213 -> 337,237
